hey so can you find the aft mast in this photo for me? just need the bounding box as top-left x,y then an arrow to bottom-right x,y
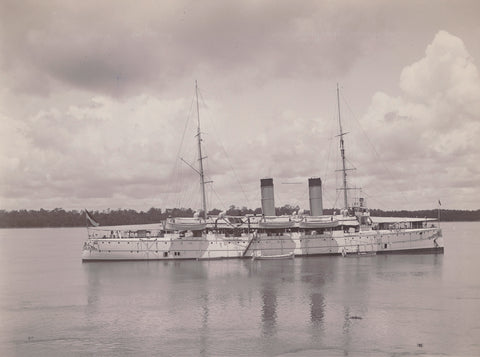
337,83 -> 349,211
195,80 -> 208,218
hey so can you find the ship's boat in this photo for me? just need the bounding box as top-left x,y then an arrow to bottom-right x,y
298,216 -> 339,229
252,252 -> 295,260
258,216 -> 295,229
164,217 -> 207,231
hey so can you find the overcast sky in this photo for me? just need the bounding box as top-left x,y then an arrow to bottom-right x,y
1,0 -> 479,212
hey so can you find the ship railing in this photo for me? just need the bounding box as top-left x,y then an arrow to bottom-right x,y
87,227 -> 165,239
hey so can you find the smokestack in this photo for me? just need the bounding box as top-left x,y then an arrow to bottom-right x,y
260,178 -> 275,216
308,177 -> 323,216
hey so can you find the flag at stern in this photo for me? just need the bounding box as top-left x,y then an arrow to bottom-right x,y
85,210 -> 100,227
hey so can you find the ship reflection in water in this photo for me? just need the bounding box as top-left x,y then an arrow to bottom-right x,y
79,253 -> 446,356
3,224 -> 477,357
260,277 -> 277,337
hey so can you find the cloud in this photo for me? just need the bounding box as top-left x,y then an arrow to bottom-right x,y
0,94 -> 193,209
0,0 -> 389,97
1,2 -> 479,211
0,82 -> 336,211
357,31 -> 480,209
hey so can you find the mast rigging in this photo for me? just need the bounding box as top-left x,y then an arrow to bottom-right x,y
195,80 -> 208,218
337,83 -> 349,210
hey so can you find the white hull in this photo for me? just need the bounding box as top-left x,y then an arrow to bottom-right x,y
82,227 -> 443,261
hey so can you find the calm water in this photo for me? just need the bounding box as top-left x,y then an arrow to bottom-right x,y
0,222 -> 479,356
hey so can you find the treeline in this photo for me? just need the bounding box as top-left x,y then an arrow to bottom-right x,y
0,206 -> 479,228
0,208 -> 177,228
368,209 -> 480,222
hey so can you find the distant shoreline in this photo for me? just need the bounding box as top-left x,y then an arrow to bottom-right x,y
0,207 -> 478,228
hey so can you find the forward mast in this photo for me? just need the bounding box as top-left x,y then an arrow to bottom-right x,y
195,80 -> 208,218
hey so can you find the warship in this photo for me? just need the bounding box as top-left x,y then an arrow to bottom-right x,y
82,84 -> 444,261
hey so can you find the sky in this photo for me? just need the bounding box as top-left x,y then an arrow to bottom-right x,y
1,0 -> 479,212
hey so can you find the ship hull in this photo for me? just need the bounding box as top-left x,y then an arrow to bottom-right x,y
82,227 -> 443,261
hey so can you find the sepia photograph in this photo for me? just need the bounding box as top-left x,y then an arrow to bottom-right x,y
0,1 -> 479,356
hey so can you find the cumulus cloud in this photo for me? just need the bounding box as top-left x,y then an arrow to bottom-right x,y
357,31 -> 480,209
0,94 -> 192,209
0,81 -> 335,211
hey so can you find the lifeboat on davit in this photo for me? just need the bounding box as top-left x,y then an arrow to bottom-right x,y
258,216 -> 295,229
164,217 -> 207,231
298,216 -> 339,229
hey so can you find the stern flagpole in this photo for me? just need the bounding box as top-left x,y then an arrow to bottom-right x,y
438,200 -> 441,226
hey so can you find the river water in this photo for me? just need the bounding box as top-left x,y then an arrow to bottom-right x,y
0,222 -> 479,356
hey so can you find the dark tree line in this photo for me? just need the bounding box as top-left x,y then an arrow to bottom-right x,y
0,208 -> 187,228
0,206 -> 478,228
368,208 -> 480,222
